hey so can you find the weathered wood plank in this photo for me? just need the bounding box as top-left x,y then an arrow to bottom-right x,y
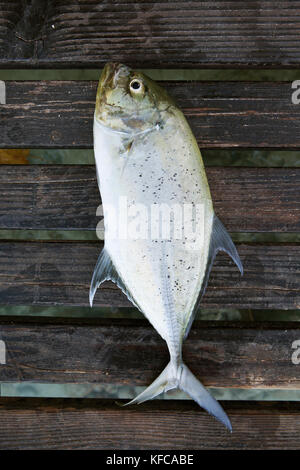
0,318 -> 299,388
1,81 -> 300,148
0,399 -> 300,449
1,166 -> 299,232
1,1 -> 300,68
0,243 -> 298,308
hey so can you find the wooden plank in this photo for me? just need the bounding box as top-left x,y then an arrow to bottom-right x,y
1,166 -> 299,232
0,318 -> 300,388
1,1 -> 300,68
0,399 -> 300,449
1,81 -> 300,148
0,242 -> 298,308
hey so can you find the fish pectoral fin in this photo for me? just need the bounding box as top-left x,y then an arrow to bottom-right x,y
211,214 -> 243,275
89,247 -> 139,308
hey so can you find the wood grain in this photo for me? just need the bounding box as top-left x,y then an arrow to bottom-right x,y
0,318 -> 300,388
1,1 -> 300,68
0,399 -> 300,449
0,242 -> 299,308
2,81 -> 300,148
1,165 -> 299,232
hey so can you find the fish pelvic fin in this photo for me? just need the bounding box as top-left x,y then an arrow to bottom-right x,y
123,361 -> 232,432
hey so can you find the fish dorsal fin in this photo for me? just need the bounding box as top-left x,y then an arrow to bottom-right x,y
211,215 -> 243,276
89,247 -> 140,309
184,214 -> 243,338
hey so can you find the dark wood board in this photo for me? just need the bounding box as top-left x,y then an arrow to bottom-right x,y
1,81 -> 300,148
0,318 -> 299,388
1,165 -> 299,232
1,1 -> 300,68
0,242 -> 299,309
0,399 -> 300,449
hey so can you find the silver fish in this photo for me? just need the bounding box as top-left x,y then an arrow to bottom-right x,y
90,63 -> 243,431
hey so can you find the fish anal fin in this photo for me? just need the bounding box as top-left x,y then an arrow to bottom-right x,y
89,247 -> 139,309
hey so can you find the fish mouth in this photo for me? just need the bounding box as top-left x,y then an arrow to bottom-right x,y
100,62 -> 131,91
96,62 -> 132,118
100,62 -> 118,89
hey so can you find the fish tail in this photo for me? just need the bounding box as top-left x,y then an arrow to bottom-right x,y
179,363 -> 232,432
123,361 -> 232,432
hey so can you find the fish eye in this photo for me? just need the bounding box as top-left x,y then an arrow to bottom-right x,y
129,79 -> 145,95
131,80 -> 141,90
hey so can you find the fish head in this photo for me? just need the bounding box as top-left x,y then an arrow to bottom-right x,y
95,62 -> 175,134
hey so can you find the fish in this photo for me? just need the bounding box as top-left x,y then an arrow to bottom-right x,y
90,63 -> 243,431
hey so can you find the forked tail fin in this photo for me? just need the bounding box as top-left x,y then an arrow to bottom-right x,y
123,361 -> 232,432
